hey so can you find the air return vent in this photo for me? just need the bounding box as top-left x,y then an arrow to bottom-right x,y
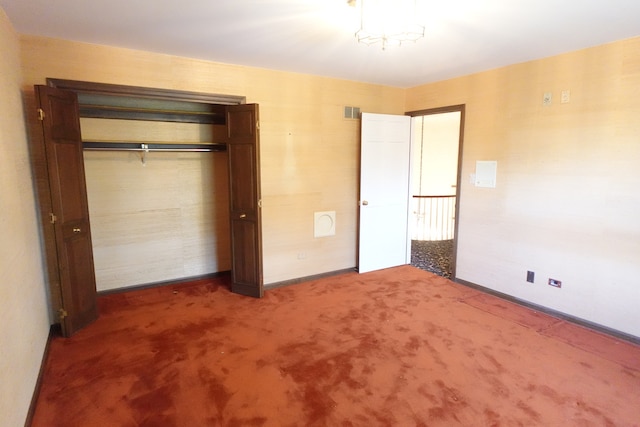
344,106 -> 361,119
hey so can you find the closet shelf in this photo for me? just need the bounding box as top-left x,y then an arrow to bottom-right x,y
83,141 -> 227,152
79,104 -> 226,125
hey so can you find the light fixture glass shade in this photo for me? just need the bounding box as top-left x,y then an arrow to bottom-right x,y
355,0 -> 425,49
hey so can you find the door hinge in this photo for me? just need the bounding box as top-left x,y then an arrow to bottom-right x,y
49,213 -> 57,224
257,199 -> 262,208
37,108 -> 45,121
256,120 -> 260,130
58,307 -> 68,320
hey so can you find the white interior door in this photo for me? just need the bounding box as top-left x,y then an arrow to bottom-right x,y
358,113 -> 411,273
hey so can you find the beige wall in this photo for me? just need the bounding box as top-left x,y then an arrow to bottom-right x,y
19,35 -> 406,288
81,118 -> 232,291
407,37 -> 640,337
0,9 -> 50,427
83,149 -> 231,291
14,17 -> 640,336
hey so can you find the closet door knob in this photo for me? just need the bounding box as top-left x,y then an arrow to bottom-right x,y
239,214 -> 247,219
73,227 -> 81,233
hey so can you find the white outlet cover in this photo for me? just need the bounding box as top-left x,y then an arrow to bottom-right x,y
314,211 -> 336,237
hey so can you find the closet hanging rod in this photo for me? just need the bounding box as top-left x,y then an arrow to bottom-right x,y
82,141 -> 227,152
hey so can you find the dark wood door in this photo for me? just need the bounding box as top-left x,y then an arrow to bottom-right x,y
226,104 -> 263,297
35,85 -> 98,336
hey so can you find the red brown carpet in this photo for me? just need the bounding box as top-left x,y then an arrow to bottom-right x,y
31,266 -> 640,426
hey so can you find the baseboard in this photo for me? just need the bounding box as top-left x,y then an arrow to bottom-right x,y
24,324 -> 59,427
98,269 -> 356,296
265,268 -> 357,290
97,271 -> 230,296
454,277 -> 640,346
98,269 -> 356,297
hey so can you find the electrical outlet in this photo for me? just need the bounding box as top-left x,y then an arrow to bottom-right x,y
543,92 -> 552,106
548,278 -> 562,288
526,271 -> 535,283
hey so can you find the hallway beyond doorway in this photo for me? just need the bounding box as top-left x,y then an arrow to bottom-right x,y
411,239 -> 453,279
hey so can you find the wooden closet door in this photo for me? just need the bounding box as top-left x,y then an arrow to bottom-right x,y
35,85 -> 98,336
226,104 -> 263,297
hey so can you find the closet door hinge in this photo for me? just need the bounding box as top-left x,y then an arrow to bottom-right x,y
49,213 -> 57,224
58,307 -> 68,320
256,120 -> 260,130
37,108 -> 45,121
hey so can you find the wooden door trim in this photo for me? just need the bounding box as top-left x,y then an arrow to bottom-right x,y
404,104 -> 466,281
47,78 -> 246,105
36,79 -> 261,324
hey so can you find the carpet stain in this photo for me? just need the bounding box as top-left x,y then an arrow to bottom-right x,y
526,383 -> 567,405
129,383 -> 176,425
478,349 -> 507,374
404,335 -> 422,353
300,385 -> 338,425
516,399 -> 542,423
198,368 -> 234,417
483,408 -> 502,426
227,416 -> 268,427
427,380 -> 468,421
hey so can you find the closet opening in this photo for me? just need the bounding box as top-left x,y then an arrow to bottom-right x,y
34,79 -> 262,336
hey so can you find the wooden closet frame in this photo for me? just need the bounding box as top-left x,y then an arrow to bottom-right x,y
35,79 -> 263,336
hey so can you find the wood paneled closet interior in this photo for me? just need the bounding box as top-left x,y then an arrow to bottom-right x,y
32,79 -> 263,336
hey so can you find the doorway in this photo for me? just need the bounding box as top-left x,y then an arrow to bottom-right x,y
407,106 -> 465,279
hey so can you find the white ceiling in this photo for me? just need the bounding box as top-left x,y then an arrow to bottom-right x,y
2,0 -> 640,88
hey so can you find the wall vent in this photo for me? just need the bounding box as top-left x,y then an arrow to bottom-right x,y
344,106 -> 361,119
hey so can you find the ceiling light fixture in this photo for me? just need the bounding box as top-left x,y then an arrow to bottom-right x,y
348,0 -> 425,50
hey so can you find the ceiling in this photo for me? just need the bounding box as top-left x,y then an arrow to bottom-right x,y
2,0 -> 640,88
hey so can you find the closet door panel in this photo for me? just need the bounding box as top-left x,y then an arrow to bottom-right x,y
229,144 -> 257,214
36,85 -> 98,336
229,218 -> 258,286
52,142 -> 86,222
227,104 -> 263,297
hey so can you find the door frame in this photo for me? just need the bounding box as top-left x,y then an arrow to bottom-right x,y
406,104 -> 465,280
47,78 -> 247,105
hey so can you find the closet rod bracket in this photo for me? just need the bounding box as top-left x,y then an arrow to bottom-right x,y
140,143 -> 149,165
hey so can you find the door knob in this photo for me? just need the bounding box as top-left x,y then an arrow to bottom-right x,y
239,214 -> 247,219
361,200 -> 369,206
73,227 -> 81,233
